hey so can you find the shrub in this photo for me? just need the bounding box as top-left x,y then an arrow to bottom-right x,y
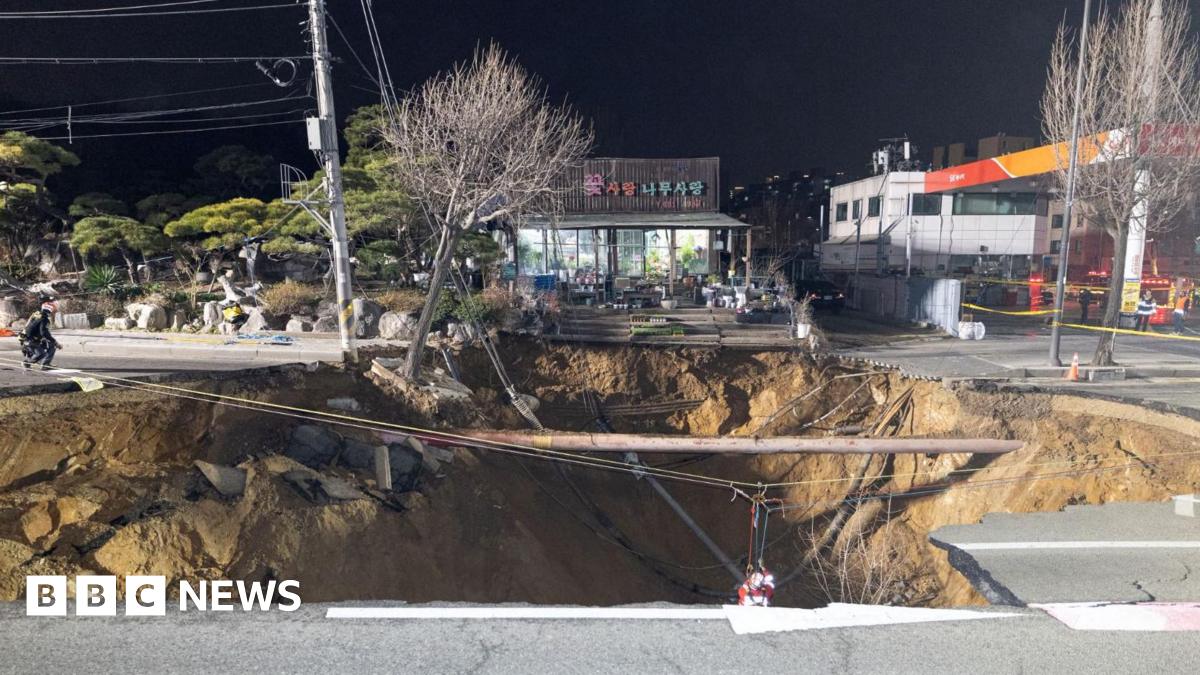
258,280 -> 325,315
373,288 -> 427,314
83,265 -> 124,296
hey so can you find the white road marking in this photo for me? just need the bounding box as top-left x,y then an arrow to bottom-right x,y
1032,602 -> 1200,631
326,607 -> 727,620
326,604 -> 1021,635
955,541 -> 1200,551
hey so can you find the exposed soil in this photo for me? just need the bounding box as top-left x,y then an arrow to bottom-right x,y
1,340 -> 1198,607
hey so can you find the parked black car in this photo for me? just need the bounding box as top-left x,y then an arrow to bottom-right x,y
793,280 -> 846,313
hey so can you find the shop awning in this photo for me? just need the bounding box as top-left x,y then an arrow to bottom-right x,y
522,212 -> 749,230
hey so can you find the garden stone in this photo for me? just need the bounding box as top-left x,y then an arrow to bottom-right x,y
60,313 -> 99,330
202,301 -> 221,330
104,317 -> 134,330
377,311 -> 418,340
241,308 -> 271,333
313,316 -> 337,333
352,298 -> 384,338
285,317 -> 313,333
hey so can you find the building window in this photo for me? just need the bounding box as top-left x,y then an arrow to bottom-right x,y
952,192 -> 1038,216
867,196 -> 881,217
1071,240 -> 1081,253
911,194 -> 942,215
1051,215 -> 1064,229
835,202 -> 848,222
851,200 -> 861,220
1050,240 -> 1062,254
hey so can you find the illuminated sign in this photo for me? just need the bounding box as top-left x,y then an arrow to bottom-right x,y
582,174 -> 706,197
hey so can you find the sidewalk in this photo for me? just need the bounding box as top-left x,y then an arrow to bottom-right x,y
35,329 -> 370,362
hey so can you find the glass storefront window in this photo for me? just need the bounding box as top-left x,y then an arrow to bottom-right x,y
517,228 -> 546,274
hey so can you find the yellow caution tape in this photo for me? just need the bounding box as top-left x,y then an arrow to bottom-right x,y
965,277 -> 1109,292
70,377 -> 104,392
1052,321 -> 1200,342
962,303 -> 1059,316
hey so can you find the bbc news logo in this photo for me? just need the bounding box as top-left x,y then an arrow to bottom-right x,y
26,576 -> 301,616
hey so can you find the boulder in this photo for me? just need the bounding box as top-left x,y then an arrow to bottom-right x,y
312,316 -> 337,333
286,424 -> 342,468
378,311 -> 418,341
338,438 -> 377,470
352,298 -> 384,338
169,311 -> 186,332
241,308 -> 271,333
126,303 -> 168,330
104,317 -> 134,331
387,443 -> 423,491
202,301 -> 221,331
0,297 -> 19,325
285,317 -> 313,333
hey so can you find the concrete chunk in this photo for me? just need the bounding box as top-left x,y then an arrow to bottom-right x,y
194,460 -> 248,498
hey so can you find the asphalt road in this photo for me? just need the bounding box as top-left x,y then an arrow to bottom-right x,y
0,601 -> 1196,674
931,502 -> 1200,606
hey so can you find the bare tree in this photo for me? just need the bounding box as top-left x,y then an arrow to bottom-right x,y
382,45 -> 592,379
1042,0 -> 1200,365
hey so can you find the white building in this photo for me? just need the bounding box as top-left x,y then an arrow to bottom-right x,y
821,171 -> 1051,279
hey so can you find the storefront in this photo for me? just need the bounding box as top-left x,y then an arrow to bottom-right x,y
514,158 -> 747,302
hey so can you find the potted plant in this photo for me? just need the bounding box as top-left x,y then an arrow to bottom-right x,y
793,295 -> 814,339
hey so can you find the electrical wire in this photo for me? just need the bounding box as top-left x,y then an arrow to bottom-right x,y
1,95 -> 311,128
0,83 -> 274,116
30,118 -> 305,140
0,4 -> 299,19
0,56 -> 311,65
0,1 -> 217,15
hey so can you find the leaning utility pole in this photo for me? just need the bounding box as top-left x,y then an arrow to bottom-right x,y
1049,0 -> 1092,367
307,0 -> 356,361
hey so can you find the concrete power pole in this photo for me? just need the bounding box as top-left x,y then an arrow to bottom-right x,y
307,0 -> 357,361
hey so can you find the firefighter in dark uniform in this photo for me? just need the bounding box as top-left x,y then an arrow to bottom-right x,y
19,297 -> 62,370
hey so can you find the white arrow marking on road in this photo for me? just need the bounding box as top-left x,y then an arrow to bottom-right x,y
956,541 -> 1200,550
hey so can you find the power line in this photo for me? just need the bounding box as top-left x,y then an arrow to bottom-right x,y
0,4 -> 299,19
0,56 -> 311,65
0,0 -> 217,15
0,94 -> 311,126
31,118 -> 305,140
0,83 -> 274,116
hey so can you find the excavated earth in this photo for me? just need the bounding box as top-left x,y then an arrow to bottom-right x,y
1,339 -> 1198,608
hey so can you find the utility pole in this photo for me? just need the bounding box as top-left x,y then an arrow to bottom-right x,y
1049,0 -> 1092,367
307,0 -> 357,362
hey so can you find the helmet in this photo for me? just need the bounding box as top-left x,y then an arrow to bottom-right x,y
40,300 -> 57,314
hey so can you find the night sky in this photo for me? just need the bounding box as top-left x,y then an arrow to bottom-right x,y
0,0 -> 1117,198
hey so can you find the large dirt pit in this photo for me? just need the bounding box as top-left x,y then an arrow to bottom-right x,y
1,341 -> 1198,607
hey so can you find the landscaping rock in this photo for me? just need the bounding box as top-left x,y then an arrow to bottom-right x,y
126,303 -> 168,331
104,317 -> 134,331
193,460 -> 248,498
285,317 -> 313,333
202,301 -> 221,331
312,316 -> 337,333
352,298 -> 384,338
378,311 -> 418,341
241,308 -> 271,333
59,312 -> 100,330
169,311 -> 186,332
0,297 -> 20,325
286,424 -> 342,468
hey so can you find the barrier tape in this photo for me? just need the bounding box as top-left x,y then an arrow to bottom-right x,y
1051,320 -> 1200,342
962,303 -> 1059,317
965,277 -> 1110,292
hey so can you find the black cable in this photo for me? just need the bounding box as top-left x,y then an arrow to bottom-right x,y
0,83 -> 273,116
0,4 -> 298,19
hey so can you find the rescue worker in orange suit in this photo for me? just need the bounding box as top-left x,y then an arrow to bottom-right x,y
19,297 -> 62,370
738,567 -> 776,607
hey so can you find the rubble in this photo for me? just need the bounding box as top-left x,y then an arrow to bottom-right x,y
194,460 -> 249,498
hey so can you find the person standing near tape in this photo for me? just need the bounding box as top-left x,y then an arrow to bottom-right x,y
1173,293 -> 1188,334
1135,292 -> 1157,332
1078,287 -> 1093,323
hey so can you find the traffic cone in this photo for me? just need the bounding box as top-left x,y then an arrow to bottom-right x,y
1065,352 -> 1080,381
